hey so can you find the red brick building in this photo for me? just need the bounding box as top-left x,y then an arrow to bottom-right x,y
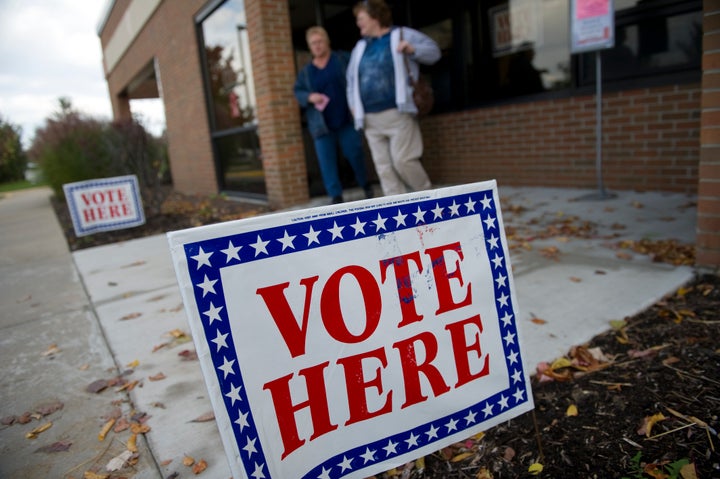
97,0 -> 718,269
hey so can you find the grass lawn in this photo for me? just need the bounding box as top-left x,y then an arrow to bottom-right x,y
0,179 -> 44,193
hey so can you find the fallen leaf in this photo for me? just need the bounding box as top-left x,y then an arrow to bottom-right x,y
662,356 -> 681,366
41,343 -> 60,357
34,441 -> 72,453
98,418 -> 115,441
609,319 -> 627,330
25,421 -> 52,439
528,462 -> 544,475
178,349 -> 198,361
451,452 -> 474,462
637,412 -> 666,437
628,346 -> 665,359
122,260 -> 147,268
126,359 -> 139,368
503,446 -> 515,461
149,372 -> 166,381
168,329 -> 188,338
192,459 -> 208,474
116,380 -> 139,392
566,404 -> 578,416
530,317 -> 547,325
83,471 -> 109,479
119,312 -> 142,321
643,463 -> 667,479
569,276 -> 582,282
17,412 -> 32,424
160,459 -> 173,466
35,400 -> 64,416
79,363 -> 90,370
106,450 -> 133,471
131,423 -> 151,434
86,379 -> 109,394
183,455 -> 195,467
127,433 -> 138,452
476,467 -> 493,479
114,417 -> 130,433
680,462 -> 698,479
191,411 -> 215,423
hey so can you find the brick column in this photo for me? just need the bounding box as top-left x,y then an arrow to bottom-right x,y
246,0 -> 309,209
698,0 -> 720,270
111,93 -> 132,122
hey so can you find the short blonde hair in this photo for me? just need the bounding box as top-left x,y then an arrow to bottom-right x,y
306,26 -> 330,46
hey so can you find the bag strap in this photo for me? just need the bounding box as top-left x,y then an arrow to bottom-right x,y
400,27 -> 417,86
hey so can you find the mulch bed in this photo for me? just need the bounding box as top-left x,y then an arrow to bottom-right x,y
51,191 -> 719,479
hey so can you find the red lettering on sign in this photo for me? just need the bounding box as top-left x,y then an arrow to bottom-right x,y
445,314 -> 490,388
256,276 -> 319,358
337,347 -> 392,426
263,314 -> 490,458
262,361 -> 338,459
321,265 -> 382,343
393,332 -> 451,409
425,242 -> 472,315
380,251 -> 424,327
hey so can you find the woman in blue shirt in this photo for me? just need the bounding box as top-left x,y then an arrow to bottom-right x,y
346,0 -> 440,196
294,26 -> 373,204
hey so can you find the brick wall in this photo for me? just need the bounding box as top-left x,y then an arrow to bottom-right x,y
422,83 -> 701,194
697,0 -> 720,269
102,0 -> 217,195
246,0 -> 309,209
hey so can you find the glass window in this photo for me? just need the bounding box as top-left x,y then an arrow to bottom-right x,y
200,0 -> 265,196
202,1 -> 256,130
484,0 -> 571,98
579,2 -> 702,85
288,0 -> 701,116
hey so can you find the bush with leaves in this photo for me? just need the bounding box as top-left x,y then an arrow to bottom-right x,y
0,115 -> 27,183
28,98 -> 169,214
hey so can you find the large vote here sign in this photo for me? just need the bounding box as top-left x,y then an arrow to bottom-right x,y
63,175 -> 145,237
167,181 -> 534,479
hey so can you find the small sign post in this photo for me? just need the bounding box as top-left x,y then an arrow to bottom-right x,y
63,175 -> 145,237
168,181 -> 534,479
570,0 -> 617,200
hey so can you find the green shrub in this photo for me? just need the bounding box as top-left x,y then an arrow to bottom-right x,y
28,98 -> 169,214
0,115 -> 27,183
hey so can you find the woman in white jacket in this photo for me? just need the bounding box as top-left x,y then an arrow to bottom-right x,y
346,0 -> 441,197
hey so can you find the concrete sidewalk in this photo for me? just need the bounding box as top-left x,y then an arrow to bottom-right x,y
0,185 -> 696,478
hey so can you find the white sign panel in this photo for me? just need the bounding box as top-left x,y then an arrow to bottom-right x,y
570,0 -> 615,53
63,175 -> 145,237
490,0 -> 544,57
168,181 -> 534,479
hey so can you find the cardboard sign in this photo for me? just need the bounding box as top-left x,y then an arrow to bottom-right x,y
63,175 -> 145,237
168,181 -> 534,479
570,0 -> 615,53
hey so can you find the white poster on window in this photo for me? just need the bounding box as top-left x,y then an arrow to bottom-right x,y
168,181 -> 535,479
570,0 -> 615,53
490,0 -> 544,57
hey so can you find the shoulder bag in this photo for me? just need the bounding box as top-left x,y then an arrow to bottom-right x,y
401,28 -> 434,117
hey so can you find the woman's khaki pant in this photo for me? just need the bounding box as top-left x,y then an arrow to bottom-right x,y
363,108 -> 431,196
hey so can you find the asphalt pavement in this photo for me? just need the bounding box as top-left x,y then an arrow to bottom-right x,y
0,185 -> 697,478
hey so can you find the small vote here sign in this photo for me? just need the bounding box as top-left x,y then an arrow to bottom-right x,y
167,181 -> 534,479
63,175 -> 145,237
